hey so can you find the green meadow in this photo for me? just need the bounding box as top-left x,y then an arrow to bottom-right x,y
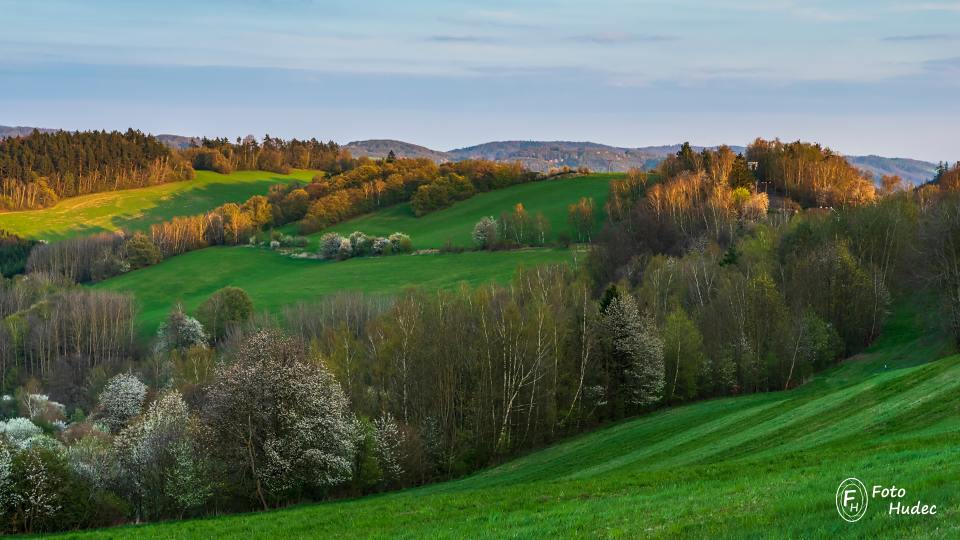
89,172 -> 621,336
59,301 -> 960,539
93,247 -> 580,337
309,173 -> 623,248
0,169 -> 315,241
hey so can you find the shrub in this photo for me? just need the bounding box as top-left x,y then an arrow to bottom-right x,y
124,233 -> 162,269
196,287 -> 254,343
337,238 -> 353,260
97,374 -> 147,433
90,252 -> 129,282
191,149 -> 233,174
472,216 -> 498,250
388,232 -> 413,254
156,304 -> 208,353
371,237 -> 392,255
319,233 -> 343,260
1,417 -> 42,448
349,231 -> 371,256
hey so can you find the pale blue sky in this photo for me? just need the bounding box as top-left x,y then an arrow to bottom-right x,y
1,0 -> 958,160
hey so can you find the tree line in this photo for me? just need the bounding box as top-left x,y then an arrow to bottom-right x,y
184,135 -> 354,175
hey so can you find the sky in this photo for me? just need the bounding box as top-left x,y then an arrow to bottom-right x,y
0,0 -> 958,161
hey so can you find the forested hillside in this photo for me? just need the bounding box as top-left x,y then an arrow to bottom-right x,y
0,130 -> 355,212
1,138 -> 957,536
0,130 -> 194,209
54,300 -> 960,539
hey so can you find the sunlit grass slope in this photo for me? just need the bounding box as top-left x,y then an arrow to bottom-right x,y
63,300 -> 960,538
0,170 -> 315,240
312,173 -> 623,248
93,247 -> 579,337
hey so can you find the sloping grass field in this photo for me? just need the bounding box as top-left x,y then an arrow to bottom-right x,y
93,247 -> 579,337
90,173 -> 622,336
61,301 -> 960,538
312,173 -> 623,249
0,170 -> 315,240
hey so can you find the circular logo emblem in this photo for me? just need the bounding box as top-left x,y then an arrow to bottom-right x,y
836,477 -> 869,522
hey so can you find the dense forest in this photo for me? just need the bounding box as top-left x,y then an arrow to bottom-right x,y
0,130 -> 193,209
0,137 -> 957,534
0,130 -> 357,211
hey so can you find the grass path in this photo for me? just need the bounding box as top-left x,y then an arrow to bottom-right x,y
0,170 -> 315,240
63,301 -> 960,538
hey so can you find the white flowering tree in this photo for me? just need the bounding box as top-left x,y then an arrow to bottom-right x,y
319,233 -> 343,259
155,304 -> 208,353
97,373 -> 147,433
114,390 -> 203,520
337,238 -> 353,260
373,414 -> 404,485
348,231 -> 371,256
203,330 -> 357,509
472,216 -> 498,249
0,442 -> 12,510
11,448 -> 62,534
164,440 -> 212,518
371,237 -> 392,255
65,433 -> 117,492
388,232 -> 413,253
600,293 -> 665,411
1,418 -> 42,448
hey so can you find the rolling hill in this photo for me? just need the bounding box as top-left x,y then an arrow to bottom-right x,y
93,247 -> 579,337
346,139 -> 939,186
343,139 -> 450,161
91,172 -> 619,336
0,124 -> 59,138
314,173 -> 622,248
59,300 -> 960,538
0,169 -> 315,241
846,155 -> 939,186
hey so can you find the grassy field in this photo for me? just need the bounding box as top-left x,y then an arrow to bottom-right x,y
0,170 -> 316,241
93,247 -> 580,337
309,173 -> 623,249
61,300 -> 960,539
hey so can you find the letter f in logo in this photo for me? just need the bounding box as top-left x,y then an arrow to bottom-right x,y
844,488 -> 857,510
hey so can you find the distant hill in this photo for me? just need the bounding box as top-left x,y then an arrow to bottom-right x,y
0,125 -> 59,138
156,134 -> 200,149
448,141 -> 668,172
344,139 -> 450,162
846,155 -> 938,186
349,139 -> 937,186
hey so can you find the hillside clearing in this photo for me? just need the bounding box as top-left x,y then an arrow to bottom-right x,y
92,247 -> 580,337
0,170 -> 315,241
309,173 -> 623,249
